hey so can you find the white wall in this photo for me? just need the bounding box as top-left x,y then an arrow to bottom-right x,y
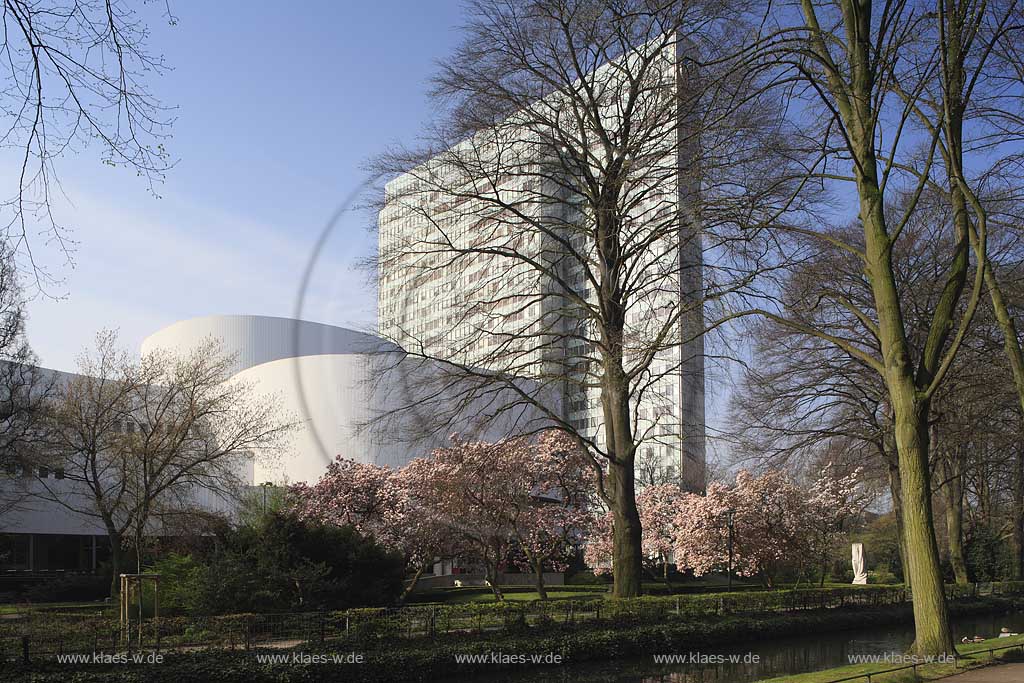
233,351 -> 555,484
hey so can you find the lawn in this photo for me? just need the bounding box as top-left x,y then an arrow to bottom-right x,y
406,578 -> 873,605
758,634 -> 1024,683
407,586 -> 608,604
0,600 -> 109,616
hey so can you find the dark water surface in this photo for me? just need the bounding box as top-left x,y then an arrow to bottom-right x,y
451,610 -> 1024,683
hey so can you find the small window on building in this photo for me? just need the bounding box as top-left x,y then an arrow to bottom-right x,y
38,467 -> 49,479
54,468 -> 64,480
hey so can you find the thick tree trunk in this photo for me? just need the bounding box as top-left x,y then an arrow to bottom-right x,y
608,457 -> 643,597
601,358 -> 643,598
108,532 -> 124,598
891,392 -> 955,655
862,156 -> 954,655
1014,442 -> 1024,580
530,556 -> 548,601
945,504 -> 968,585
596,201 -> 644,599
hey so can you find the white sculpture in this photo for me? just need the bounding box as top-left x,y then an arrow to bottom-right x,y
852,542 -> 868,585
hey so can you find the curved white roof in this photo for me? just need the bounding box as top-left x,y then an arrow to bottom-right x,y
141,314 -> 396,376
140,314 -> 548,485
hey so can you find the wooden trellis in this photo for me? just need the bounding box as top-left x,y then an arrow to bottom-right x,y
119,573 -> 160,647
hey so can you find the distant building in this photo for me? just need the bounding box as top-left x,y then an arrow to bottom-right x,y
377,37 -> 706,489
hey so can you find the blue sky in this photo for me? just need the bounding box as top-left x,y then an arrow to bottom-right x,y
23,0 -> 466,370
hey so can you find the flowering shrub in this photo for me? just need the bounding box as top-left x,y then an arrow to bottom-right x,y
672,466 -> 864,586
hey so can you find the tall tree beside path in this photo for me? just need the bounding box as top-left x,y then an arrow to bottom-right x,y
739,0 -> 1024,655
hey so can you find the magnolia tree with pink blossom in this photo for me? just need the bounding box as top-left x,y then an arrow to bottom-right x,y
290,457 -> 449,599
805,465 -> 867,584
507,430 -> 595,599
404,430 -> 594,600
290,458 -> 400,538
672,467 -> 864,587
585,483 -> 685,582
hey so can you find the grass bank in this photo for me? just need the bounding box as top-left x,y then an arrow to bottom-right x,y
759,634 -> 1024,683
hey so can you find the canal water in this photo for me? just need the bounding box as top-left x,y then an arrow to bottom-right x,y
453,610 -> 1024,683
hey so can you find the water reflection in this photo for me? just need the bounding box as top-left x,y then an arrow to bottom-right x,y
452,610 -> 1024,683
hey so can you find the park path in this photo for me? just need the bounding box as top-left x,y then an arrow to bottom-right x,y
942,663 -> 1024,681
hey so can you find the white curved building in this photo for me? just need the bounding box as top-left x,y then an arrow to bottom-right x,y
142,315 -> 550,485
0,314 -> 552,572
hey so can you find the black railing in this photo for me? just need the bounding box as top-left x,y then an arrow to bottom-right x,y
0,582 -> 1020,661
819,641 -> 1024,683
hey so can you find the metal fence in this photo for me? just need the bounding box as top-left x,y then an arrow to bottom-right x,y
0,581 -> 1021,662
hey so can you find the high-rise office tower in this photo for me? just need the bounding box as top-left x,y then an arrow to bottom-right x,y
377,35 -> 705,490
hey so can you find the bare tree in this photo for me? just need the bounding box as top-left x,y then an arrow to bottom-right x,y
39,331 -> 294,594
0,0 -> 174,279
733,0 -> 1024,654
369,0 -> 801,597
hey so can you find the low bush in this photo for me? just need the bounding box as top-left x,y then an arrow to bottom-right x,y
22,574 -> 111,603
564,570 -> 610,586
146,514 -> 406,615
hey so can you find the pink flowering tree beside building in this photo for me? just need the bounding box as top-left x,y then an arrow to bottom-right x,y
638,483 -> 686,581
583,511 -> 615,577
585,483 -> 686,583
507,430 -> 595,599
290,458 -> 400,538
290,457 -> 447,600
405,430 -> 594,600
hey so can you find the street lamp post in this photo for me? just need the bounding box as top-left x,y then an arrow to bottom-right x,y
260,482 -> 274,514
725,509 -> 736,592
